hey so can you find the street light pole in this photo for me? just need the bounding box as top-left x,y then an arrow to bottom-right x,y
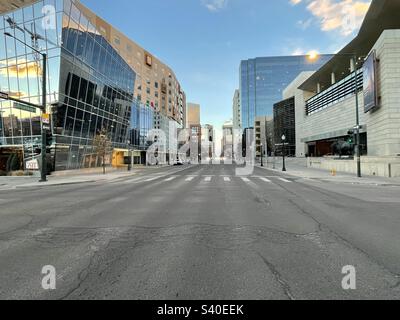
5,32 -> 47,182
282,134 -> 286,172
260,144 -> 264,167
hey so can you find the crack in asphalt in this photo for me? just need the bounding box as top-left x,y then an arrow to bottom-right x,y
257,253 -> 295,300
270,177 -> 400,281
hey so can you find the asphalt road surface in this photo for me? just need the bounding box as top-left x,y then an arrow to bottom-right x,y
0,164 -> 399,300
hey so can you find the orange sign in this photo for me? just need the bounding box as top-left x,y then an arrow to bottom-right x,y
42,113 -> 50,124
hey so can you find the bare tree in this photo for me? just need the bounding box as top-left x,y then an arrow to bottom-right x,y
93,128 -> 112,174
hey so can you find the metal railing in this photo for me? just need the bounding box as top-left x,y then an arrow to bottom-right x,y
306,70 -> 363,116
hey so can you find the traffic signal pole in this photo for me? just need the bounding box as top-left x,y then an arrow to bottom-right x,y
353,55 -> 362,178
40,53 -> 47,182
4,32 -> 48,182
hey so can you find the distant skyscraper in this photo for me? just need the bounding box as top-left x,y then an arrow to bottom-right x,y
232,89 -> 241,130
221,120 -> 233,158
239,55 -> 333,129
186,103 -> 201,128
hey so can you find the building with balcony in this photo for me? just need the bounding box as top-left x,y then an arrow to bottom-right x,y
0,0 -> 176,172
74,1 -> 185,127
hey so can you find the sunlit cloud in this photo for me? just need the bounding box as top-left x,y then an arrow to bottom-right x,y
290,0 -> 371,36
0,59 -> 42,79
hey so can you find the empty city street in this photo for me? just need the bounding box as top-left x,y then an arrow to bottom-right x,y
0,164 -> 399,300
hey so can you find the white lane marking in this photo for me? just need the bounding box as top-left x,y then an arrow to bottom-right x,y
204,177 -> 212,182
164,176 -> 177,182
259,177 -> 272,183
279,178 -> 292,183
241,177 -> 251,182
224,177 -> 231,182
185,176 -> 195,181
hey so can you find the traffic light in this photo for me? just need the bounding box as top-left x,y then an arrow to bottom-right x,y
46,130 -> 53,153
347,130 -> 355,145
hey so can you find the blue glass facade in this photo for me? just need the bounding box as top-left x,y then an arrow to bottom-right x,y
240,55 -> 333,129
0,0 -> 157,172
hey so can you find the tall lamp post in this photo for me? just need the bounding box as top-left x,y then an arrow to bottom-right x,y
308,52 -> 362,178
282,134 -> 286,172
5,32 -> 48,182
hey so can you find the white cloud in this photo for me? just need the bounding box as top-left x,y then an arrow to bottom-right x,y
202,0 -> 228,12
290,0 -> 371,36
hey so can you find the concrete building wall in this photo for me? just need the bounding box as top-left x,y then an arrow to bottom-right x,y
291,30 -> 400,158
365,30 -> 400,156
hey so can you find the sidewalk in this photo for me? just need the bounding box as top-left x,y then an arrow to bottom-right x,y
257,159 -> 400,186
0,165 -> 172,190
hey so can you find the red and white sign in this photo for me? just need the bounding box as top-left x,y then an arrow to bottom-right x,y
26,159 -> 39,170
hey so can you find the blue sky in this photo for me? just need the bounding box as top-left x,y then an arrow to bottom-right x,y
80,0 -> 371,129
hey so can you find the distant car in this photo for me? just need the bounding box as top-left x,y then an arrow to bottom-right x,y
174,160 -> 184,166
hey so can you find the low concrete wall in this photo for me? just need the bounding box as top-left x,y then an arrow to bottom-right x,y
307,157 -> 400,178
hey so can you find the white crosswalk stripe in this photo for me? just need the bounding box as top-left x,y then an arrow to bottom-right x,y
164,176 -> 177,182
117,175 -> 294,185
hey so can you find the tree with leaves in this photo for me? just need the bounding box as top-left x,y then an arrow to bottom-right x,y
93,128 -> 113,174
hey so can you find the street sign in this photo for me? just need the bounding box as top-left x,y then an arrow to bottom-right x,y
26,159 -> 39,170
14,102 -> 36,113
42,113 -> 50,124
42,113 -> 51,131
0,91 -> 9,100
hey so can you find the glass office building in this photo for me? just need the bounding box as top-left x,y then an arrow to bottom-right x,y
239,55 -> 333,130
0,0 -> 156,172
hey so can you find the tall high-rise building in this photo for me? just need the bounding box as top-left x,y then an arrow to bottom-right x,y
0,0 -> 185,171
186,103 -> 201,128
239,55 -> 333,130
232,89 -> 241,130
0,1 -> 186,127
75,1 -> 185,127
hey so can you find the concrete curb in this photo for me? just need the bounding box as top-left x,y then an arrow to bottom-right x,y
255,165 -> 400,187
